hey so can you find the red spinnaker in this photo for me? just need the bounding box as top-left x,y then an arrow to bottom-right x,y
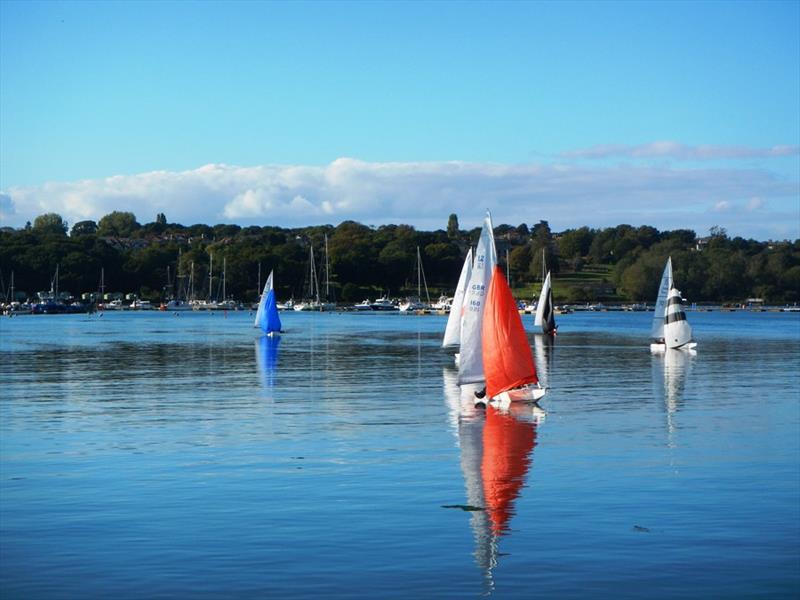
481,266 -> 538,399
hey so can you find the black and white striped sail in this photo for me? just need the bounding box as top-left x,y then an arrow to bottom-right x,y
664,287 -> 693,349
534,271 -> 556,334
651,257 -> 673,340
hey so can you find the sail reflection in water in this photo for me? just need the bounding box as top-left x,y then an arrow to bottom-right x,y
255,334 -> 281,390
445,368 -> 540,588
652,347 -> 695,444
533,333 -> 555,390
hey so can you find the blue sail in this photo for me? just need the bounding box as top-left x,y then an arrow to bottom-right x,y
255,270 -> 281,334
263,289 -> 282,334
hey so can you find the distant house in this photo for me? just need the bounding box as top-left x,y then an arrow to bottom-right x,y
695,237 -> 710,251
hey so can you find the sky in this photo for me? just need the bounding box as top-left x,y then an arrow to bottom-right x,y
1,0 -> 798,240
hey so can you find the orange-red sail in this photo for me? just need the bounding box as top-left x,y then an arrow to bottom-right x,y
481,406 -> 537,535
481,266 -> 538,399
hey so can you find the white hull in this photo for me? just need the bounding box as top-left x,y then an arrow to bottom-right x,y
474,383 -> 547,408
650,341 -> 698,353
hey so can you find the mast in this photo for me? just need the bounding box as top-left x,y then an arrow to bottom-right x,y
324,234 -> 330,300
222,257 -> 227,302
9,271 -> 14,303
99,268 -> 105,301
208,253 -> 213,301
257,262 -> 261,298
418,247 -> 423,299
311,247 -> 320,303
190,261 -> 195,301
542,247 -> 546,281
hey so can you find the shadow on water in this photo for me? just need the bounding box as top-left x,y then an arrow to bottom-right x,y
442,367 -> 542,595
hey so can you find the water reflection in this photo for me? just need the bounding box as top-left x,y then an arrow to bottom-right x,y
532,333 -> 555,389
255,334 -> 281,390
444,368 -> 540,592
652,348 -> 695,444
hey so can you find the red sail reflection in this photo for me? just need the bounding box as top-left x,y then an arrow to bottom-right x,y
481,405 -> 537,535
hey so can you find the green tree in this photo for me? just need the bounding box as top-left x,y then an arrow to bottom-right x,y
447,213 -> 459,239
71,220 -> 98,236
33,213 -> 68,236
98,211 -> 140,237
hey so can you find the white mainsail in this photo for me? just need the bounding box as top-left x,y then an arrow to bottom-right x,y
457,213 -> 498,385
533,271 -> 551,328
664,287 -> 693,349
442,248 -> 473,348
651,257 -> 673,340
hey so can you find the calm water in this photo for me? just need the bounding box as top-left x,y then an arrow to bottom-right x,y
1,310 -> 798,599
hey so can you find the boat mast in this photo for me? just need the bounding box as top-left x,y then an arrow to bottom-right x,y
324,234 -> 330,301
222,257 -> 227,302
208,253 -> 213,301
417,247 -> 421,299
542,247 -> 546,281
310,246 -> 320,303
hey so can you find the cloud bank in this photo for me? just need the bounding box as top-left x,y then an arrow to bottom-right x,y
1,157 -> 798,240
561,141 -> 800,161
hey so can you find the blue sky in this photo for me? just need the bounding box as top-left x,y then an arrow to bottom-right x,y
1,0 -> 798,239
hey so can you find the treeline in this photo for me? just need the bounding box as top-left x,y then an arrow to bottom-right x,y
1,212 -> 799,304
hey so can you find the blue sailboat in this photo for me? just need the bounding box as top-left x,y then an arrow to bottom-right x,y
254,270 -> 282,336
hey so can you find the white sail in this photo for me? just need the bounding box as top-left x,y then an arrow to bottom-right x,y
458,213 -> 498,385
442,248 -> 473,348
533,271 -> 551,327
254,270 -> 273,327
651,257 -> 673,340
664,287 -> 693,349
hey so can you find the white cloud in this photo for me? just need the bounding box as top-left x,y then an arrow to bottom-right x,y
0,193 -> 15,221
561,142 -> 800,161
1,158 -> 797,239
714,200 -> 732,212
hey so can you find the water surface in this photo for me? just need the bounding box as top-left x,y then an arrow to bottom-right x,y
1,310 -> 798,598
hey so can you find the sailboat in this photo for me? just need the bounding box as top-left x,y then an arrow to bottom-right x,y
533,250 -> 557,335
480,265 -> 547,407
400,247 -> 432,313
650,257 -> 697,352
457,213 -> 498,386
442,247 -> 473,352
254,270 -> 282,336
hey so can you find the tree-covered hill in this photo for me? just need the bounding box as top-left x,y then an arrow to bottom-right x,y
1,212 -> 798,305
